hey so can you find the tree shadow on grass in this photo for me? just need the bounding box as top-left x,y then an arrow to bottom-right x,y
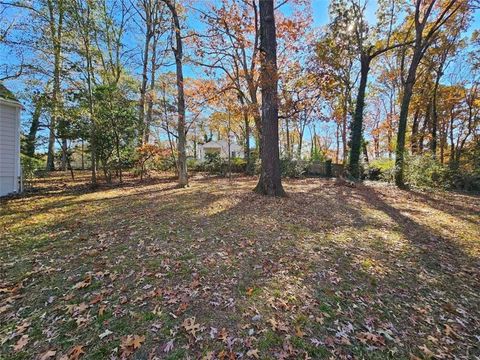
404,188 -> 480,226
2,177 -> 479,358
192,179 -> 480,357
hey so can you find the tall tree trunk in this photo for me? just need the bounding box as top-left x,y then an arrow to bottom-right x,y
139,4 -> 152,145
239,96 -> 251,172
342,90 -> 348,164
144,31 -> 158,144
395,53 -> 421,187
61,138 -> 67,171
164,0 -> 188,187
253,0 -> 285,196
430,73 -> 441,157
25,94 -> 43,157
335,121 -> 340,163
285,117 -> 291,159
81,139 -> 85,170
449,110 -> 455,167
410,108 -> 420,154
348,54 -> 370,178
419,103 -> 430,153
46,0 -> 64,171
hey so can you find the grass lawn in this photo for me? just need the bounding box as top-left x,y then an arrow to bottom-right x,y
1,172 -> 479,359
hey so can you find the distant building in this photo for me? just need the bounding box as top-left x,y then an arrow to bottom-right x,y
197,140 -> 243,161
0,83 -> 22,197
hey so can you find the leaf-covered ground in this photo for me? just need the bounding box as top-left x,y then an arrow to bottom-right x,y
1,172 -> 479,360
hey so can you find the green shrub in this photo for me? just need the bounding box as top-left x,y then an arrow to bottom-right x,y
365,158 -> 395,182
230,157 -> 247,173
151,155 -> 176,171
365,154 -> 479,192
187,158 -> 201,171
403,154 -> 448,189
280,158 -> 307,178
203,152 -> 223,174
446,169 -> 480,192
21,154 -> 44,188
311,147 -> 326,162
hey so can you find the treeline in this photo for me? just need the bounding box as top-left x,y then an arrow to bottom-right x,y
0,0 -> 479,193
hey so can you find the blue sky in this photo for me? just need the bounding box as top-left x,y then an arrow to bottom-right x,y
2,0 -> 479,155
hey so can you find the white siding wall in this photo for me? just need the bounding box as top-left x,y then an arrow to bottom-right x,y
0,102 -> 21,196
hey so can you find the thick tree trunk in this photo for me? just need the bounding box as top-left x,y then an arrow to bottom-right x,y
348,54 -> 370,178
253,0 -> 285,196
395,52 -> 421,187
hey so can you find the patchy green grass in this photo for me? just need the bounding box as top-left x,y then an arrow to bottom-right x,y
1,172 -> 479,359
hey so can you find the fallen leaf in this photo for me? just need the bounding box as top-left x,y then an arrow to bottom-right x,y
73,275 -> 91,290
164,339 -> 174,353
444,324 -> 458,338
419,344 -> 434,358
39,349 -> 57,360
295,325 -> 305,337
15,321 -> 31,334
182,317 -> 200,337
247,348 -> 260,358
203,351 -> 215,360
98,304 -> 106,316
0,304 -> 12,314
13,335 -> 28,351
121,334 -> 145,356
67,345 -> 85,360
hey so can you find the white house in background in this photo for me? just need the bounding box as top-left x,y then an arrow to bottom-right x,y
0,83 -> 22,197
197,140 -> 244,161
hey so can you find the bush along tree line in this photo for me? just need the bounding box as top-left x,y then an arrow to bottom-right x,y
2,0 -> 479,194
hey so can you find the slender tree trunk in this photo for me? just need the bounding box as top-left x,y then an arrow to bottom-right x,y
285,117 -> 291,159
335,121 -> 340,163
81,139 -> 85,170
145,32 -> 158,144
430,74 -> 441,157
164,0 -> 188,187
46,0 -> 64,172
449,111 -> 455,167
419,104 -> 430,153
348,54 -> 371,178
342,91 -> 348,164
297,125 -> 304,159
139,28 -> 151,145
239,96 -> 251,172
244,112 -> 250,169
61,138 -> 67,171
25,95 -> 43,157
253,0 -> 285,196
410,108 -> 420,154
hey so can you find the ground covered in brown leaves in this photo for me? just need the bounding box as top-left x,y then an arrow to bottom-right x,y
1,172 -> 479,360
